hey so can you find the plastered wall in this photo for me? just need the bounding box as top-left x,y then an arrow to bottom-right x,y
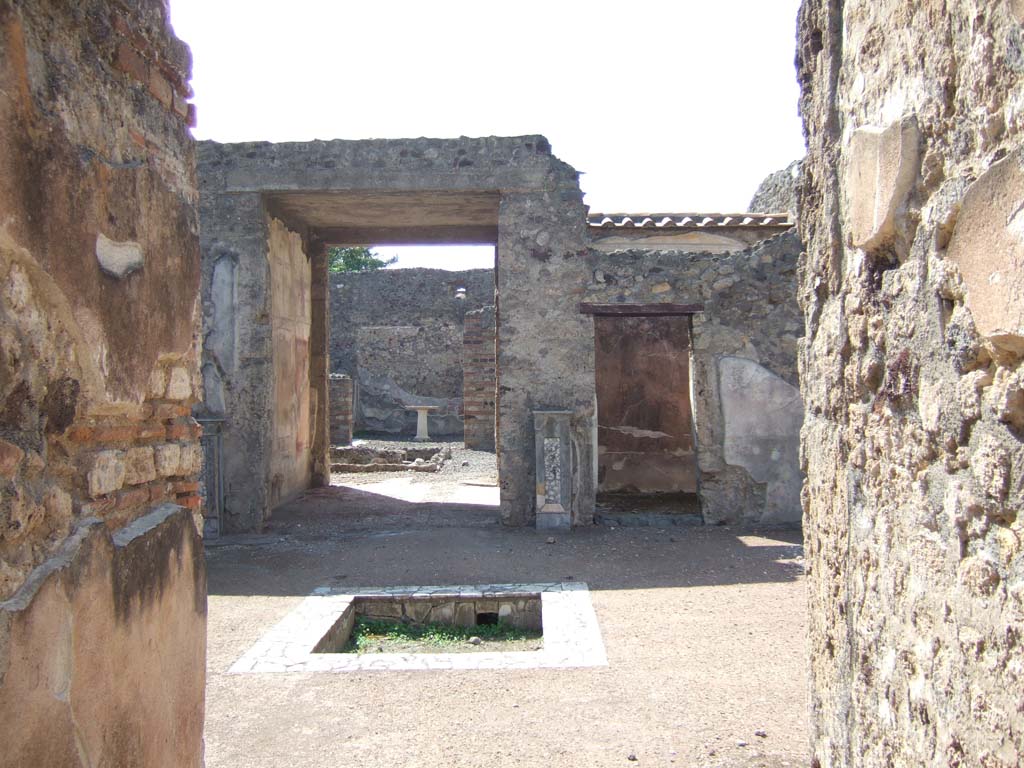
0,1 -> 206,764
268,217 -> 312,505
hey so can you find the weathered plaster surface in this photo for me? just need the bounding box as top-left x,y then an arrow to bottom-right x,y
594,315 -> 697,495
268,217 -> 312,505
198,185 -> 272,531
0,505 -> 206,768
719,356 -> 802,523
797,1 -> 1024,764
0,2 -> 205,762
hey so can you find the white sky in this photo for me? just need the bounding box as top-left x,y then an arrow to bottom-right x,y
169,0 -> 806,270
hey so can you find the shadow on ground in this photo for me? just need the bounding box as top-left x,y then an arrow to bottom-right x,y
206,484 -> 804,598
204,482 -> 809,768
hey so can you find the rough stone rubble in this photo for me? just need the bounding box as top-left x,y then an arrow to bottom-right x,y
797,1 -> 1024,765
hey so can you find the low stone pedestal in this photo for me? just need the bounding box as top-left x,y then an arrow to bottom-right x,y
534,410 -> 573,530
405,405 -> 440,441
328,373 -> 354,446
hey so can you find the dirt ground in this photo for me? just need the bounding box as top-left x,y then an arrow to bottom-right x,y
204,457 -> 809,768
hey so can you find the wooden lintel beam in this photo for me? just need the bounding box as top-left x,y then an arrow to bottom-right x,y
315,225 -> 498,246
578,302 -> 705,316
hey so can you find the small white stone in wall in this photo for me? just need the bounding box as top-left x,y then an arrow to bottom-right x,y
88,450 -> 126,498
166,367 -> 192,400
95,233 -> 144,279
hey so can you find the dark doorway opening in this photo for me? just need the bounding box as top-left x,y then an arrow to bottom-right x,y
593,314 -> 701,525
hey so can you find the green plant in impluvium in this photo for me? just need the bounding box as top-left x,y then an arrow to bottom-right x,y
345,617 -> 539,653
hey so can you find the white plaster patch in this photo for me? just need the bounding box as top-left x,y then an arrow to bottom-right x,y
95,233 -> 144,279
719,356 -> 804,523
605,426 -> 673,440
229,583 -> 607,673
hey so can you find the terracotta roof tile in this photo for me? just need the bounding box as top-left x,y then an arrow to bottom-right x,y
587,212 -> 793,229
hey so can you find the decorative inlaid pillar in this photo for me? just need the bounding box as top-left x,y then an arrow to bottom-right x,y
534,409 -> 573,529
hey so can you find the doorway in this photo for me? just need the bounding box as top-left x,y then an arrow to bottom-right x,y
593,314 -> 701,522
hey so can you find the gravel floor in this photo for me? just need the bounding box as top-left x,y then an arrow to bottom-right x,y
204,469 -> 809,768
332,437 -> 498,489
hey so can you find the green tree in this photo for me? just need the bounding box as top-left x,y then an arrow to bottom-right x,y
327,246 -> 398,273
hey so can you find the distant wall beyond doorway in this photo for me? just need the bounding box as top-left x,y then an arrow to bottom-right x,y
330,267 -> 494,437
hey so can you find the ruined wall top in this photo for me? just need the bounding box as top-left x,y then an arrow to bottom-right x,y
748,160 -> 802,215
198,135 -> 581,193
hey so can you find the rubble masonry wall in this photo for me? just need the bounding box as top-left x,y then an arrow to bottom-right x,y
797,1 -> 1024,764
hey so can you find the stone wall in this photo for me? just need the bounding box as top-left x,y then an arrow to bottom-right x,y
463,306 -> 496,451
330,267 -> 493,436
749,159 -> 803,215
797,1 -> 1024,765
199,136 -> 591,528
198,152 -> 331,532
0,1 -> 205,764
585,231 -> 804,524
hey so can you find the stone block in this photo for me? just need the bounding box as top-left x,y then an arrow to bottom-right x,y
427,601 -> 455,624
177,444 -> 203,476
154,444 -> 182,477
405,600 -> 433,624
844,116 -> 920,252
166,367 -> 192,400
0,439 -> 24,476
454,602 -> 477,628
359,600 -> 402,620
42,487 -> 72,528
945,151 -> 1024,349
124,447 -> 157,486
149,367 -> 168,399
88,451 -> 126,498
475,599 -> 498,614
95,233 -> 145,279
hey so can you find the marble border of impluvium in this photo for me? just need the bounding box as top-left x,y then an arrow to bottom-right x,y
229,582 -> 607,673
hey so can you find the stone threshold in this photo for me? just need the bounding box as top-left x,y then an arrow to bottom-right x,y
229,582 -> 607,673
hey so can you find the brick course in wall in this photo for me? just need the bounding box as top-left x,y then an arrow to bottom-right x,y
463,306 -> 496,451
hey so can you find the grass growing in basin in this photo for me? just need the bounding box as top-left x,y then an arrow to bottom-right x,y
343,617 -> 543,654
